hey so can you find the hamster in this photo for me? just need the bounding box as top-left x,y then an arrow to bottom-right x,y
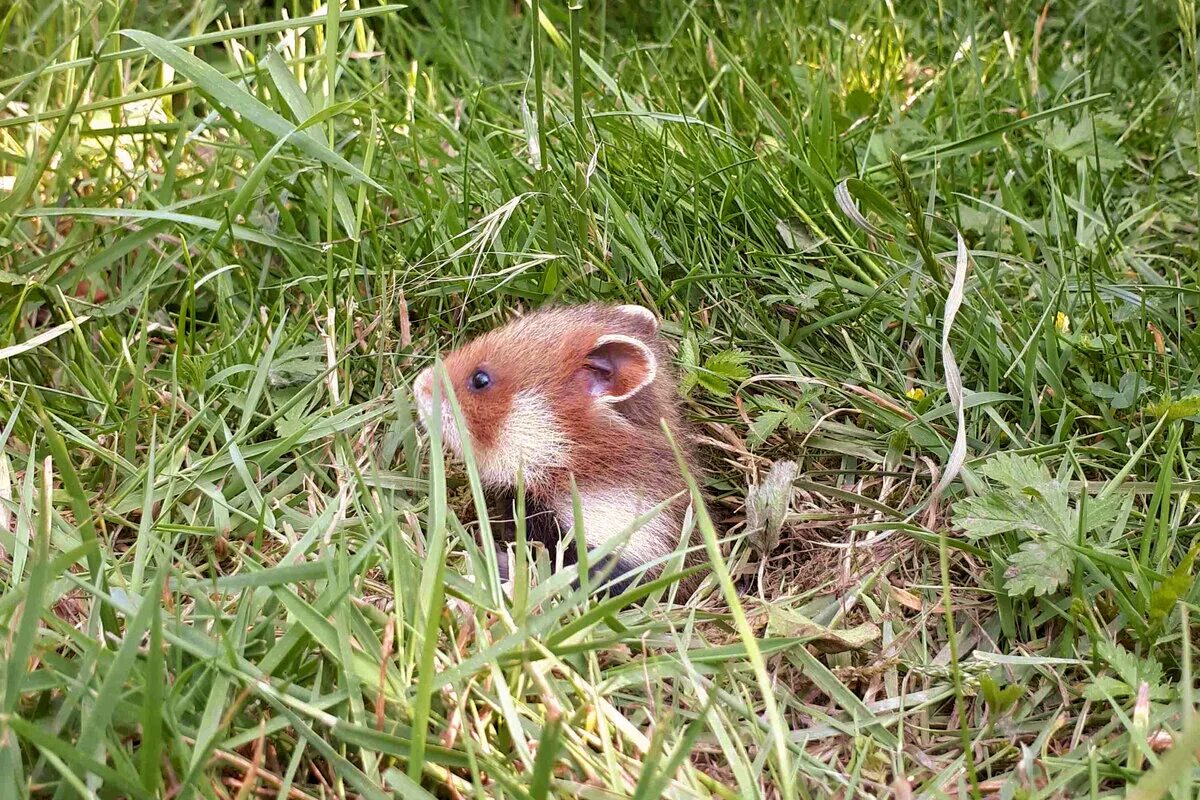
413,302 -> 707,597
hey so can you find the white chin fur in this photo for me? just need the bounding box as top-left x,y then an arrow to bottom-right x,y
480,391 -> 566,488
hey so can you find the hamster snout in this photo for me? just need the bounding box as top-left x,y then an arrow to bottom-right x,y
413,366 -> 433,415
411,365 -> 464,457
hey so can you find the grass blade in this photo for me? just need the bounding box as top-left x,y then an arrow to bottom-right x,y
119,29 -> 381,190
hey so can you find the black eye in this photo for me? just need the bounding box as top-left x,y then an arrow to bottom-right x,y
469,369 -> 492,391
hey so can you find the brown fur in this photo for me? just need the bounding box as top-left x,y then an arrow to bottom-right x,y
415,303 -> 708,595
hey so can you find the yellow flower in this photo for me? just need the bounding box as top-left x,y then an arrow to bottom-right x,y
905,387 -> 926,401
1055,312 -> 1071,334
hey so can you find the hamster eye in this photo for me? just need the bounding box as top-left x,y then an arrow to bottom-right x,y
469,369 -> 492,391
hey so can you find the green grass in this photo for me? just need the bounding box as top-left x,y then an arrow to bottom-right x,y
2,0 -> 1199,796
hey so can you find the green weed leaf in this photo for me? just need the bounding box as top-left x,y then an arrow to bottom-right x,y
1084,640 -> 1169,701
953,493 -> 1034,539
955,453 -> 1127,598
1004,538 -> 1072,596
706,350 -> 751,380
1090,372 -> 1152,410
1043,114 -> 1125,170
748,410 -> 789,447
978,451 -> 1052,492
688,349 -> 750,397
747,394 -> 815,448
793,281 -> 834,311
979,673 -> 1022,722
677,337 -> 700,395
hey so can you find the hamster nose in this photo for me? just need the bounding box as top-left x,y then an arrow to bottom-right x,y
414,368 -> 433,400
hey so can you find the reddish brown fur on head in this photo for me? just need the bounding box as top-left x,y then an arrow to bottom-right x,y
413,303 -> 692,503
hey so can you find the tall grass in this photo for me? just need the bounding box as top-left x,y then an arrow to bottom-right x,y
1,0 -> 1198,797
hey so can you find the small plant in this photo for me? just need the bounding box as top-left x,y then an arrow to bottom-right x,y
1085,639 -> 1171,702
763,280 -> 834,312
1041,112 -> 1126,171
1088,371 -> 1153,411
745,459 -> 799,555
747,392 -> 817,448
678,338 -> 750,397
952,453 -> 1123,597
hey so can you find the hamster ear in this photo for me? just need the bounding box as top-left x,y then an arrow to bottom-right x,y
615,304 -> 659,333
584,334 -> 657,403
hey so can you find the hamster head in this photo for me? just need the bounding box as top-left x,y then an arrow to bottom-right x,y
413,303 -> 679,495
